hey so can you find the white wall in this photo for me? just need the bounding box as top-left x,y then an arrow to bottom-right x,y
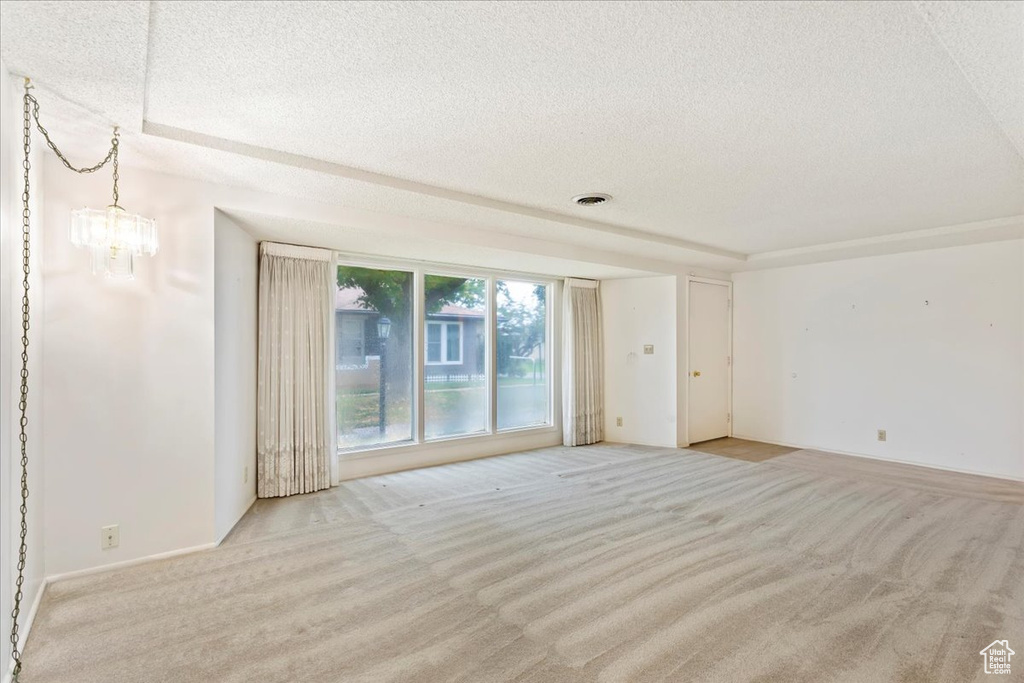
36,160 -> 615,576
42,163 -> 217,576
733,240 -> 1024,480
32,116 -> 732,579
602,276 -> 678,447
213,211 -> 257,541
1,65 -> 46,680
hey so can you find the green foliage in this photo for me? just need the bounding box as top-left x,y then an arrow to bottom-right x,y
424,275 -> 485,314
336,266 -> 413,323
497,282 -> 546,377
336,267 -> 485,322
336,267 -> 545,379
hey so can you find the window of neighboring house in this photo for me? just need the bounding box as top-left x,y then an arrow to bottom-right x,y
337,315 -> 366,367
426,321 -> 462,365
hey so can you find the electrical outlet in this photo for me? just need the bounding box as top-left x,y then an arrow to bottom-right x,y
643,345 -> 654,355
244,465 -> 249,483
616,417 -> 623,427
877,429 -> 886,442
101,524 -> 119,550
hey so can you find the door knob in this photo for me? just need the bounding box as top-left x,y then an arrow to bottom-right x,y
692,370 -> 701,377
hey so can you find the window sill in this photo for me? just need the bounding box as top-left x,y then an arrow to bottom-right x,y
337,438 -> 416,457
338,423 -> 558,461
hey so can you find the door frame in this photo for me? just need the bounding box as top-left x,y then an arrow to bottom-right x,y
684,275 -> 734,446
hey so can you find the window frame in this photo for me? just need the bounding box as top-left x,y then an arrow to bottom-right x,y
334,254 -> 560,458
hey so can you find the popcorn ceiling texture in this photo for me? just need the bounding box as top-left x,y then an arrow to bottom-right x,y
0,0 -> 149,128
913,1 -> 1024,158
1,1 -> 1021,263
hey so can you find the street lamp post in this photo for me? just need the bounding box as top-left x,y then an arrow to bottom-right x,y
376,317 -> 391,437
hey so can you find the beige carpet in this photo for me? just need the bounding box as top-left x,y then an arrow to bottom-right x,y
21,443 -> 1024,682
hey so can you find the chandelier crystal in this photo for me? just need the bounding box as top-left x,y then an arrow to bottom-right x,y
70,205 -> 158,279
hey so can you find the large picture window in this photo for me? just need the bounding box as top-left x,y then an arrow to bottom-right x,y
335,266 -> 414,449
424,274 -> 487,439
335,261 -> 554,453
497,280 -> 549,430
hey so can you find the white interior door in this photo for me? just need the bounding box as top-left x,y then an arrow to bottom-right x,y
688,280 -> 731,444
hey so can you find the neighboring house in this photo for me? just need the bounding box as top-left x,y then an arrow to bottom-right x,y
335,288 -> 378,367
335,288 -> 486,380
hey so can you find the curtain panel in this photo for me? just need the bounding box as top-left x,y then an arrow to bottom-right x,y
562,278 -> 604,446
257,242 -> 334,498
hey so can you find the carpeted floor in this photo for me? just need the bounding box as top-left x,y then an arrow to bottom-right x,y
21,443 -> 1024,682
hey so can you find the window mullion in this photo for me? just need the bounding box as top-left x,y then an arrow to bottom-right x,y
414,268 -> 425,444
488,277 -> 497,435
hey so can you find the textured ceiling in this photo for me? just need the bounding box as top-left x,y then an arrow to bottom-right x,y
0,0 -> 149,128
913,1 -> 1024,158
1,0 -> 1022,269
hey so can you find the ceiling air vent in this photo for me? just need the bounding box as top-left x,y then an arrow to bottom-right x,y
572,193 -> 611,206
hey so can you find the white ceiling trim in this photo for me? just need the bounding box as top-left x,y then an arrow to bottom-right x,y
743,214 -> 1024,270
138,0 -> 154,129
142,120 -> 747,262
219,207 -> 691,281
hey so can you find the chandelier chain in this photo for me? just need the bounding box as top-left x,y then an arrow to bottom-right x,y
25,92 -> 120,204
9,81 -> 134,681
10,83 -> 34,683
112,133 -> 119,206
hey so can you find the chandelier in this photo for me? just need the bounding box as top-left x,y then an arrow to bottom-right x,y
70,202 -> 159,279
27,81 -> 158,279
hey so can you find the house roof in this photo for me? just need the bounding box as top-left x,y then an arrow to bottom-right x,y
335,287 -> 370,312
336,287 -> 484,318
430,305 -> 484,318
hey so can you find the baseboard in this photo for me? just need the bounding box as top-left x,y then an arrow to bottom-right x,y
215,496 -> 256,546
7,515 -> 251,679
45,542 -> 218,585
7,540 -> 218,681
2,575 -> 47,683
730,434 -> 1024,482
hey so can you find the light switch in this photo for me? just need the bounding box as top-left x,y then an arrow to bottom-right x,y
643,345 -> 654,355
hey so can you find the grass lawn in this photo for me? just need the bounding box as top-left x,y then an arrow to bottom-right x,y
337,392 -> 412,433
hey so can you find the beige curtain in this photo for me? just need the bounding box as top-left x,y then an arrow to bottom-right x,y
562,278 -> 604,446
257,242 -> 333,498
